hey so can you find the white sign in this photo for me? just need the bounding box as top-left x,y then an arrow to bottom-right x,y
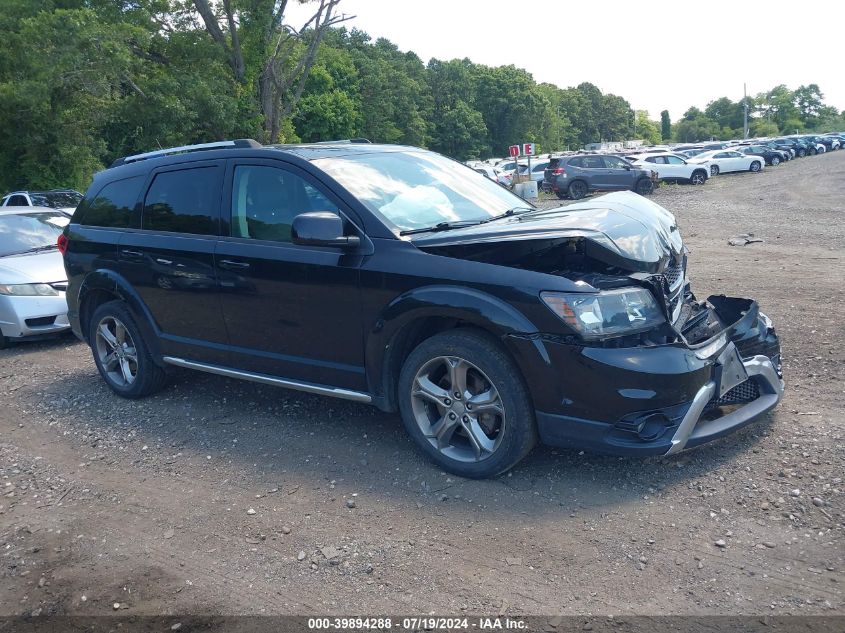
522,143 -> 535,156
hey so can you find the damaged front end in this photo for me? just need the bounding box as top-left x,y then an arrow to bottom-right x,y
414,192 -> 784,456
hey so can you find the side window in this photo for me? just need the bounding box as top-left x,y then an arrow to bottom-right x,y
603,156 -> 628,169
143,167 -> 220,235
76,176 -> 144,228
665,156 -> 685,164
230,165 -> 339,243
582,156 -> 604,169
567,157 -> 583,168
714,152 -> 729,159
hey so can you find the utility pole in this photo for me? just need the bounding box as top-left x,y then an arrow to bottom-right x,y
743,82 -> 749,139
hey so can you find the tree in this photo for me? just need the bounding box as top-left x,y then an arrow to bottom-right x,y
191,0 -> 351,142
660,110 -> 671,140
635,111 -> 661,145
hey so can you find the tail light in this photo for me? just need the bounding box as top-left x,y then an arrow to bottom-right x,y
552,168 -> 565,175
57,234 -> 68,255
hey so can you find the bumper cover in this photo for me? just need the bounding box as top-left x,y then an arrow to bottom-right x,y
521,296 -> 784,456
0,294 -> 70,339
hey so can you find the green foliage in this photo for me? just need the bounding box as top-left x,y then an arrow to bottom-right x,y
635,111 -> 662,145
0,2 -> 841,194
660,110 -> 671,140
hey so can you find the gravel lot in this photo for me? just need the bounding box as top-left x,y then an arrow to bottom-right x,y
1,151 -> 843,620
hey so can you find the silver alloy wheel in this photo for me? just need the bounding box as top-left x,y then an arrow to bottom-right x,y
94,316 -> 138,387
750,161 -> 761,172
410,356 -> 505,463
771,157 -> 780,166
710,165 -> 719,176
691,172 -> 705,185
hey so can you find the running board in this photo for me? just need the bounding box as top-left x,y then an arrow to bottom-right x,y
162,356 -> 372,404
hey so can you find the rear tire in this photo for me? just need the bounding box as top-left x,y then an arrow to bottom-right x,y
770,156 -> 780,166
690,170 -> 707,185
397,329 -> 537,478
555,191 -> 567,200
568,180 -> 588,200
89,300 -> 167,399
797,148 -> 806,157
635,178 -> 654,195
749,160 -> 761,172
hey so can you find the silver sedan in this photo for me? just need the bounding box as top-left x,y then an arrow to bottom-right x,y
0,207 -> 71,348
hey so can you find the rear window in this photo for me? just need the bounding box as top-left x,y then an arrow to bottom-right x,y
75,177 -> 144,228
142,167 -> 220,235
29,191 -> 82,209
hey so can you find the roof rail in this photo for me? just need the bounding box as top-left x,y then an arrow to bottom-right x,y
109,139 -> 263,168
313,138 -> 372,144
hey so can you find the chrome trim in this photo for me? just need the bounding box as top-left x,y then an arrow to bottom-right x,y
665,352 -> 784,455
162,356 -> 372,404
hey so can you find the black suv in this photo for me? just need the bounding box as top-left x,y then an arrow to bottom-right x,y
60,140 -> 784,478
543,154 -> 655,200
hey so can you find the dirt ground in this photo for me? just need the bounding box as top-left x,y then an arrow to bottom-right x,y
1,150 -> 843,622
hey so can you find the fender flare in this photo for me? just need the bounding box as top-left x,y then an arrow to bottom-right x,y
365,285 -> 549,411
78,269 -> 164,362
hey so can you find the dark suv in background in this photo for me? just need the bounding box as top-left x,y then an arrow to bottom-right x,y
543,154 -> 655,200
59,140 -> 783,478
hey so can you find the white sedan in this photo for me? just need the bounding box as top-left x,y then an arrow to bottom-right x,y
687,150 -> 765,176
627,152 -> 710,185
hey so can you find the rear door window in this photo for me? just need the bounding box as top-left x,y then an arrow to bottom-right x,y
142,166 -> 222,235
582,156 -> 604,169
76,176 -> 144,228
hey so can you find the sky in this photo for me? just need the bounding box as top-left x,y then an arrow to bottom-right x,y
286,0 -> 845,121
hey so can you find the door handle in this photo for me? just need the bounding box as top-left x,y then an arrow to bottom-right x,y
120,249 -> 144,259
219,259 -> 250,270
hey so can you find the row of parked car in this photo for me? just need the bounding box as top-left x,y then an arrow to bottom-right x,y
468,132 -> 845,200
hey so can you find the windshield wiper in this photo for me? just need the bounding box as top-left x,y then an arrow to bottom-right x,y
478,206 -> 534,224
0,244 -> 58,257
399,207 -> 535,236
399,221 -> 481,236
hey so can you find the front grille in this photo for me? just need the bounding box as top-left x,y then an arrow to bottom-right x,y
25,316 -> 57,327
713,379 -> 760,407
663,262 -> 683,288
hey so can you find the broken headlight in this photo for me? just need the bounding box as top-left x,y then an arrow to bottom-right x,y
541,287 -> 665,339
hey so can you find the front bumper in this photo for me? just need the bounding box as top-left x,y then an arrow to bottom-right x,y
0,293 -> 70,339
508,296 -> 784,456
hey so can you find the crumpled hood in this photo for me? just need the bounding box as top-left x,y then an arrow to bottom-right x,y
412,191 -> 685,273
0,249 -> 67,284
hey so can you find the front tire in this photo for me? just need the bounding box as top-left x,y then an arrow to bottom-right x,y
397,329 -> 537,478
690,170 -> 707,185
710,165 -> 720,176
89,300 -> 167,398
797,148 -> 806,157
770,156 -> 780,166
749,160 -> 761,172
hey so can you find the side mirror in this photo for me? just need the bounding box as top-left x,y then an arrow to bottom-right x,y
291,212 -> 360,249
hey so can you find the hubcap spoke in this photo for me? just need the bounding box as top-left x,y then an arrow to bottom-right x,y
119,358 -> 133,384
123,347 -> 137,363
98,322 -> 118,349
467,388 -> 503,415
446,357 -> 470,397
103,351 -> 119,369
429,413 -> 460,449
462,417 -> 497,460
115,322 -> 127,345
414,374 -> 449,406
